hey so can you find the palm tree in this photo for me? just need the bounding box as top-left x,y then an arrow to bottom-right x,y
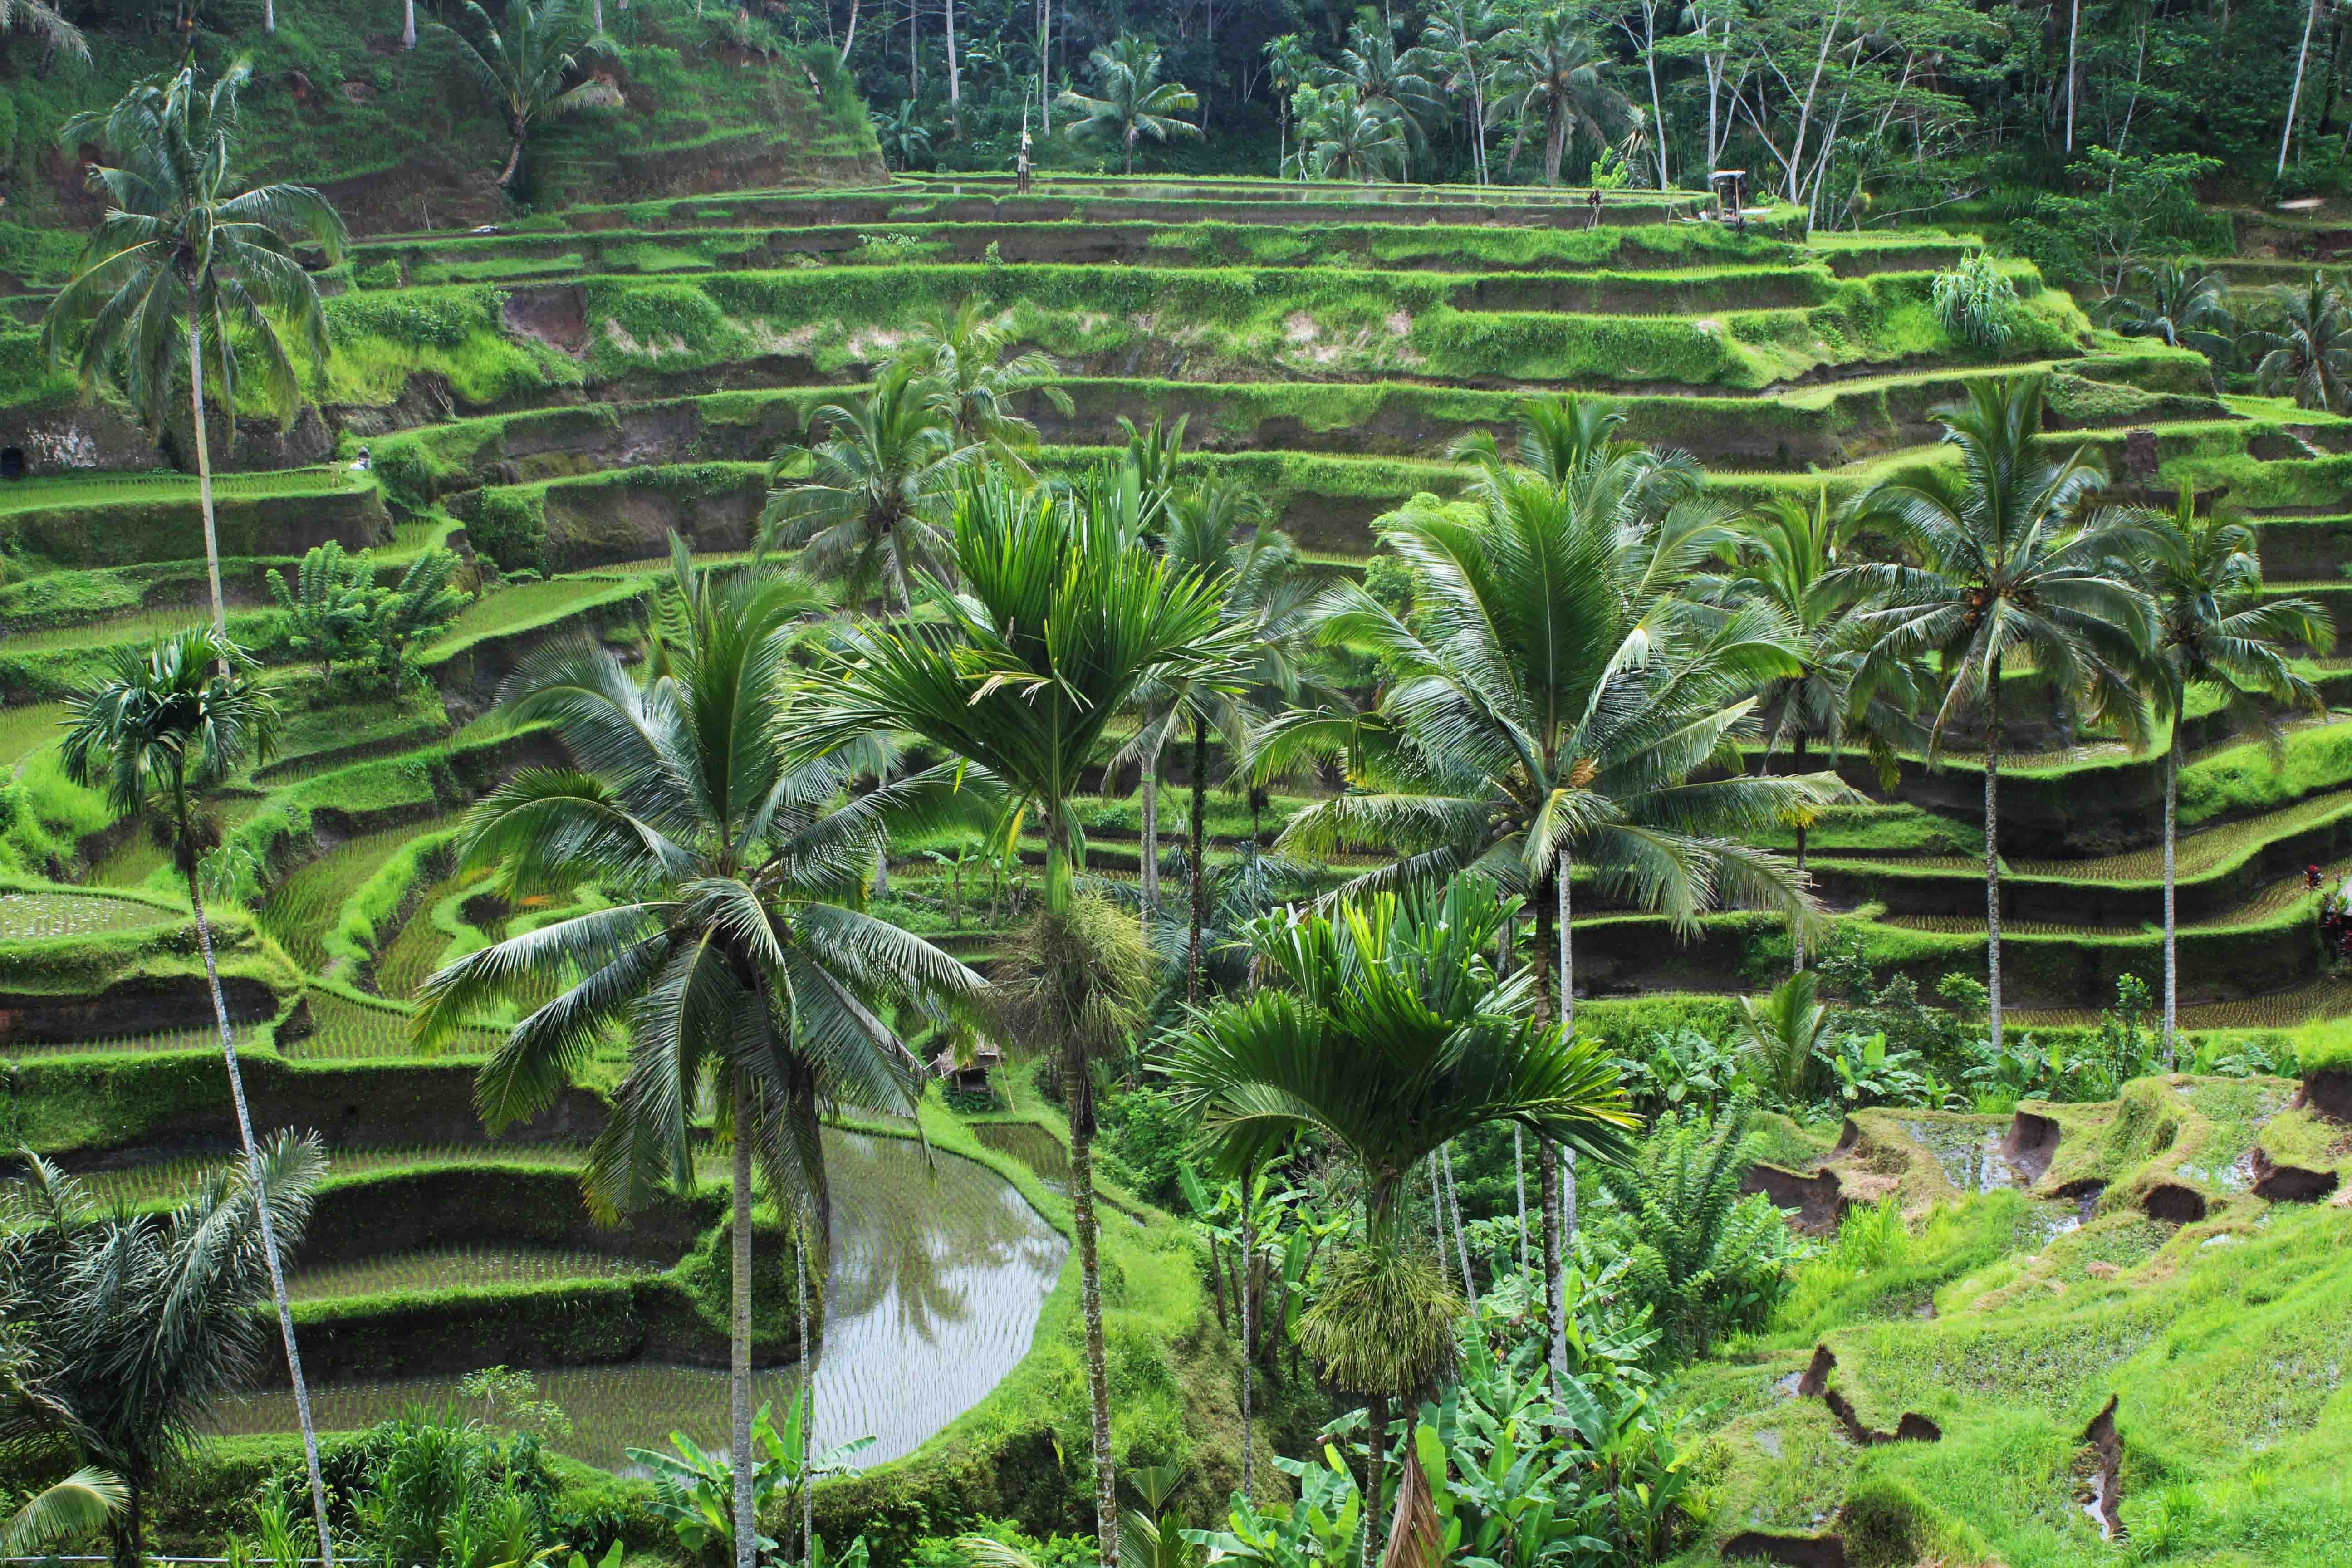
1291,84 -> 1409,184
441,0 -> 620,189
0,1140 -> 325,1568
0,0 -> 87,64
1843,376 -> 2157,1051
760,363 -> 981,616
1421,0 -> 1501,185
2139,482 -> 2330,1062
1264,33 -> 1317,179
796,471 -> 1247,1567
1731,970 -> 1831,1105
55,630 -> 338,1568
2104,262 -> 2234,361
898,299 -> 1073,470
1720,489 -> 1924,965
2244,272 -> 2352,413
1261,397 -> 1844,1382
1318,23 -> 1446,178
0,1470 -> 124,1561
1490,14 -> 1621,186
1058,34 -> 1201,175
412,553 -> 980,1568
41,63 -> 347,652
1171,878 -> 1633,1567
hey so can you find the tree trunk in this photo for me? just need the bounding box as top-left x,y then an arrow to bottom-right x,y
1793,731 -> 1810,972
499,129 -> 526,187
844,0 -> 861,59
2284,0 -> 2323,177
1543,102 -> 1566,186
1550,844 -> 1573,1379
191,869 -> 335,1568
2063,0 -> 2081,151
1641,0 -> 1669,188
1240,1186 -> 1255,1504
1539,1141 -> 1563,1383
1139,726 -> 1165,921
1512,1125 -> 1528,1276
265,0 -> 274,29
403,0 -> 416,48
593,0 -> 603,28
185,319 -> 229,666
2163,723 -> 2179,1068
1984,675 -> 2004,1053
1441,1142 -> 1474,1303
1068,1049 -> 1120,1567
945,0 -> 962,137
797,1223 -> 814,1566
731,1069 -> 757,1568
1187,713 -> 1209,1004
1039,0 -> 1052,134
1360,1393 -> 1387,1568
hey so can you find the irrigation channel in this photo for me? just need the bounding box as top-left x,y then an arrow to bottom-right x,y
218,1131 -> 1068,1472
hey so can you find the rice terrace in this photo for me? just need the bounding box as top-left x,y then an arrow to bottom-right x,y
4,2 -> 2352,1568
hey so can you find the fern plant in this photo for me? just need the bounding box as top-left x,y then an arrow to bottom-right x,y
1931,251 -> 2019,349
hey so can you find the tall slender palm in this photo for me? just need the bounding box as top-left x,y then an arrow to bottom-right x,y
55,630 -> 337,1567
2139,482 -> 2330,1062
0,1141 -> 324,1568
897,299 -> 1073,471
412,554 -> 981,1568
1058,34 -> 1201,175
1718,489 -> 1925,964
761,363 -> 981,616
795,472 -> 1247,1566
1265,33 -> 1317,179
1490,15 -> 1622,186
1843,376 -> 2157,1051
2244,273 -> 2352,413
1421,0 -> 1501,185
441,0 -> 620,189
1262,397 -> 1843,1383
1171,878 -> 1633,1568
42,63 -> 347,651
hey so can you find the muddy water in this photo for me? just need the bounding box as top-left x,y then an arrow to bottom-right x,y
217,1130 -> 1068,1471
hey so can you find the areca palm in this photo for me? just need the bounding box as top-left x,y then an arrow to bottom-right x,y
898,299 -> 1073,470
760,363 -> 980,616
41,62 -> 347,650
1171,878 -> 1633,1568
1265,33 -> 1317,179
1490,14 -> 1621,186
1292,84 -> 1408,184
1842,376 -> 2158,1050
441,0 -> 620,189
2139,482 -> 2330,1061
0,1141 -> 324,1568
795,471 -> 1248,1566
411,554 -> 981,1568
55,629 -> 337,1568
1263,397 -> 1843,1380
2244,273 -> 2352,413
1058,34 -> 1201,174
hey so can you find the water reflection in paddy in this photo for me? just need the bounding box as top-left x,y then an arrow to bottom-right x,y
219,1130 -> 1068,1472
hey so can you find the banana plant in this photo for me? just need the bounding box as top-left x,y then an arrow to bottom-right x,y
627,1401 -> 874,1558
1184,1447 -> 1364,1568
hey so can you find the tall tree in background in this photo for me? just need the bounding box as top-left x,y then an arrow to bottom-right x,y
414,556 -> 980,1568
1490,15 -> 1620,186
1058,34 -> 1200,173
2139,483 -> 2329,1062
440,0 -> 620,188
798,471 -> 1246,1568
55,630 -> 338,1568
43,62 -> 346,657
1844,376 -> 2156,1052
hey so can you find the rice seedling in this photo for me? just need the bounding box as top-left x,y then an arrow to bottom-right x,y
289,990 -> 500,1060
4,608 -> 265,655
0,702 -> 66,766
260,820 -> 447,975
285,1245 -> 657,1300
2009,786 -> 2352,882
0,466 -> 365,517
6,1142 -> 596,1209
372,874 -> 466,1000
2,1024 -> 225,1061
0,890 -> 179,940
2013,974 -> 2352,1030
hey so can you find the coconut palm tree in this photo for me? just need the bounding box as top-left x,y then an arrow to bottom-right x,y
1842,375 -> 2158,1051
1490,14 -> 1622,186
1171,877 -> 1633,1568
412,553 -> 982,1568
760,363 -> 982,616
0,0 -> 87,63
2138,482 -> 2330,1062
54,630 -> 338,1568
2104,262 -> 2234,361
1058,34 -> 1201,175
440,0 -> 620,189
1261,397 -> 1844,1380
794,470 -> 1247,1566
2243,272 -> 2352,413
897,299 -> 1074,471
0,1141 -> 324,1568
41,63 -> 348,653
0,1470 -> 124,1561
1421,0 -> 1502,185
1317,22 -> 1446,178
1291,83 -> 1409,184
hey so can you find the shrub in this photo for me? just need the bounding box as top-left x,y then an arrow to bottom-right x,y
1931,252 -> 2018,349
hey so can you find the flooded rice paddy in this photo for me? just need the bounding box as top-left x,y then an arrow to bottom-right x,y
218,1130 -> 1068,1472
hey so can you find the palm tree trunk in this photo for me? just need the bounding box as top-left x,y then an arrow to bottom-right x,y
1551,845 -> 1573,1382
1513,1125 -> 1528,1276
403,0 -> 416,47
185,319 -> 229,666
1441,1143 -> 1474,1303
265,0 -> 274,29
1543,103 -> 1566,186
2163,724 -> 2179,1068
188,868 -> 335,1568
2063,0 -> 2080,151
592,0 -> 603,28
1187,713 -> 1209,1004
945,0 -> 962,136
796,1225 -> 814,1566
731,1068 -> 757,1568
1361,1393 -> 1387,1568
2284,0 -> 2322,178
1984,676 -> 2004,1053
1793,731 -> 1810,972
1240,1185 -> 1254,1504
1139,725 -> 1165,921
500,129 -> 526,187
